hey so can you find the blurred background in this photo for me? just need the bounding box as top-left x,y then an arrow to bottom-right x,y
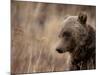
11,1 -> 96,74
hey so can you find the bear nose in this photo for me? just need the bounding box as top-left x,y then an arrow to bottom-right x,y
56,48 -> 63,53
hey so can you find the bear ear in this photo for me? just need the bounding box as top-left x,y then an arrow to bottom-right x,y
78,12 -> 87,24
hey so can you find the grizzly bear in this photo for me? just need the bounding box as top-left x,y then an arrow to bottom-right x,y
56,13 -> 96,70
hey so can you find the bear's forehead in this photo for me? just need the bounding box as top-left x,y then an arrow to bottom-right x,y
61,16 -> 86,35
63,16 -> 78,23
63,16 -> 81,29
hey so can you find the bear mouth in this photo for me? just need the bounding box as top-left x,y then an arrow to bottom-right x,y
56,48 -> 73,54
56,49 -> 66,53
56,50 -> 64,53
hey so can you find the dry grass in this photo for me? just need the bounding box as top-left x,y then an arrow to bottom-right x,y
11,1 -> 96,74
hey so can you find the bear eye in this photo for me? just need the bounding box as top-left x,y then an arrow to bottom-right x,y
62,31 -> 71,38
